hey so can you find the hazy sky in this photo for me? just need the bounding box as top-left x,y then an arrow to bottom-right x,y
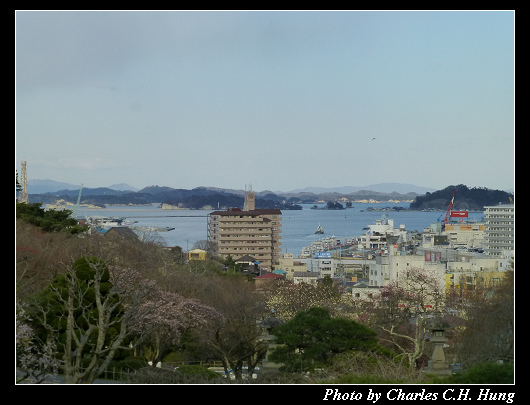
15,11 -> 514,192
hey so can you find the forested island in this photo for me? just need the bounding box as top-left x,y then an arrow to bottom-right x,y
409,185 -> 513,211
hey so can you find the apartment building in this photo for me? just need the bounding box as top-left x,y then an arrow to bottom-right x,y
208,189 -> 282,270
483,204 -> 514,256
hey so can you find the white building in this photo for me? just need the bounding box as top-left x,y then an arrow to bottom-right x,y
483,204 -> 514,257
293,271 -> 319,285
359,216 -> 411,250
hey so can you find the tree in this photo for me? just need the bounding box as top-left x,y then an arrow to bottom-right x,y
266,282 -> 342,321
198,277 -> 268,380
269,307 -> 378,372
29,254 -> 223,383
16,201 -> 88,234
129,289 -> 221,367
16,301 -> 60,383
368,267 -> 446,367
453,270 -> 514,367
29,256 -> 155,383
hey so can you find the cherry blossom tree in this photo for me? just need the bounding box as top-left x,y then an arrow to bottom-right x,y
16,301 -> 60,383
129,288 -> 222,366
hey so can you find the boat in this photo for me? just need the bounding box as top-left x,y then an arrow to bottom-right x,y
130,226 -> 175,232
315,223 -> 324,234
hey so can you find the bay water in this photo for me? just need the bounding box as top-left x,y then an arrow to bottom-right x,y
78,203 -> 485,257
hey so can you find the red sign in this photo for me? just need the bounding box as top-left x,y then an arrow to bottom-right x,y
450,211 -> 468,217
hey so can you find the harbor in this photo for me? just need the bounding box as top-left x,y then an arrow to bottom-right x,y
75,203 -> 487,258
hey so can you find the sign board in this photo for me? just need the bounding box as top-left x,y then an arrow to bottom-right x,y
434,235 -> 448,246
450,211 -> 468,218
315,252 -> 332,259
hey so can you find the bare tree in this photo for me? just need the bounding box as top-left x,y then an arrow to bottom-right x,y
368,267 -> 446,367
201,277 -> 268,380
452,270 -> 514,367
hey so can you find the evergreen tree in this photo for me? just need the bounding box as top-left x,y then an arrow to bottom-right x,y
269,307 -> 378,372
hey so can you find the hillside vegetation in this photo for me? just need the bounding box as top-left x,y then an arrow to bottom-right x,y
409,185 -> 513,211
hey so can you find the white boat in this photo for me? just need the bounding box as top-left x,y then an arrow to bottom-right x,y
130,226 -> 175,232
315,223 -> 324,234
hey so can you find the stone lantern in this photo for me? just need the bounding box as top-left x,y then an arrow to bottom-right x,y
426,317 -> 452,377
258,315 -> 284,369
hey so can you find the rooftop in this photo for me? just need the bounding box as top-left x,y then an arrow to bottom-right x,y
210,208 -> 282,216
293,271 -> 319,278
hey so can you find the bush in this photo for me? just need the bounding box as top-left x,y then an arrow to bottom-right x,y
321,351 -> 424,384
118,356 -> 148,371
321,374 -> 408,384
127,365 -> 220,384
447,362 -> 514,384
175,365 -> 219,381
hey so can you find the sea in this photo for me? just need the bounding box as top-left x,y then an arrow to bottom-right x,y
77,203 -> 485,257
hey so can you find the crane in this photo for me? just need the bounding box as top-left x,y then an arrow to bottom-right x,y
442,190 -> 456,227
72,184 -> 83,220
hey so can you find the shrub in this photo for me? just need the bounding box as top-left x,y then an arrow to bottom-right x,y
175,365 -> 219,381
448,362 -> 514,384
118,356 -> 148,371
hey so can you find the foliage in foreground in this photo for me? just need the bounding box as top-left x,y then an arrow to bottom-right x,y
269,307 -> 378,372
431,362 -> 514,384
16,201 -> 88,234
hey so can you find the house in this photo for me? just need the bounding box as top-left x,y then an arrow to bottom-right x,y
293,271 -> 319,285
235,255 -> 260,275
100,226 -> 138,240
188,248 -> 207,261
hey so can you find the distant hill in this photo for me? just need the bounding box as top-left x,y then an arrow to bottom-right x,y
409,184 -> 514,211
27,179 -> 138,194
286,183 -> 435,195
27,181 -> 426,208
27,179 -> 80,194
108,183 -> 138,192
33,181 -> 501,210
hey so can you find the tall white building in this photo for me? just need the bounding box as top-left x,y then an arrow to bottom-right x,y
483,204 -> 514,256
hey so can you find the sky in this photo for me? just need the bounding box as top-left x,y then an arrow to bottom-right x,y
15,11 -> 514,192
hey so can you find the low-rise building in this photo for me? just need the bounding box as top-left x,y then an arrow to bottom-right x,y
443,223 -> 485,248
188,248 -> 207,261
278,253 -> 307,279
293,271 -> 319,285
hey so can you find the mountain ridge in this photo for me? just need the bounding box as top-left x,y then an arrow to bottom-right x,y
22,180 -> 513,211
27,179 -> 435,196
285,183 -> 436,195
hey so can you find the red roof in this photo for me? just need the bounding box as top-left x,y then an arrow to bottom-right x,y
255,273 -> 284,279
